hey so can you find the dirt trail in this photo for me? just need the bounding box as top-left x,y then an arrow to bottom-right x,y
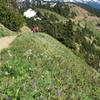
0,35 -> 17,66
0,36 -> 17,51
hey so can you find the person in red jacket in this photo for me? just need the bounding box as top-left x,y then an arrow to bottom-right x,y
32,25 -> 39,32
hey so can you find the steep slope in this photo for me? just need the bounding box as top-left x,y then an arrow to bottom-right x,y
75,2 -> 100,17
25,3 -> 100,71
68,3 -> 100,42
0,32 -> 100,99
70,3 -> 91,16
71,3 -> 100,40
79,17 -> 100,38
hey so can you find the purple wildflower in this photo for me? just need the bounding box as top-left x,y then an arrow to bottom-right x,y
31,79 -> 35,88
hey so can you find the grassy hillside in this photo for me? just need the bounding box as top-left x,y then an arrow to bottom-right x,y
0,32 -> 100,99
85,19 -> 100,39
25,4 -> 100,71
0,24 -> 15,37
78,16 -> 100,47
71,3 -> 100,39
36,8 -> 66,22
75,3 -> 100,17
69,3 -> 91,16
0,3 -> 100,99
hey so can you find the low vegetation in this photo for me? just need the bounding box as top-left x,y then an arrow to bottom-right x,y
36,8 -> 66,22
0,32 -> 100,99
0,1 -> 100,99
34,2 -> 76,18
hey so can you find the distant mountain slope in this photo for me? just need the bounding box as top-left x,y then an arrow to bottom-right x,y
36,3 -> 91,18
69,3 -> 91,16
44,0 -> 100,9
0,31 -> 100,99
74,2 -> 100,17
36,8 -> 66,21
86,1 -> 100,9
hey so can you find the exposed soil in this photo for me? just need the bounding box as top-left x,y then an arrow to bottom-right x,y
0,36 -> 17,51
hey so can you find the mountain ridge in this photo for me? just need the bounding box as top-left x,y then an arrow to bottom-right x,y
44,0 -> 100,9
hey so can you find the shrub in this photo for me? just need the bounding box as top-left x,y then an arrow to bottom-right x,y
0,4 -> 24,31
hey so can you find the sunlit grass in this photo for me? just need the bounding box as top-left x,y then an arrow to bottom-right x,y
0,32 -> 100,99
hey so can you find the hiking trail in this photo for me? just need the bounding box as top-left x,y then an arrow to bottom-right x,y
0,36 -> 17,51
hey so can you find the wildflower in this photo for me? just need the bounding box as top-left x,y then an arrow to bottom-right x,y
31,79 -> 35,88
25,49 -> 32,57
7,50 -> 12,57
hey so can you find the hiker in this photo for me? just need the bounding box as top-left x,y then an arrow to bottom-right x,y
32,25 -> 39,32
